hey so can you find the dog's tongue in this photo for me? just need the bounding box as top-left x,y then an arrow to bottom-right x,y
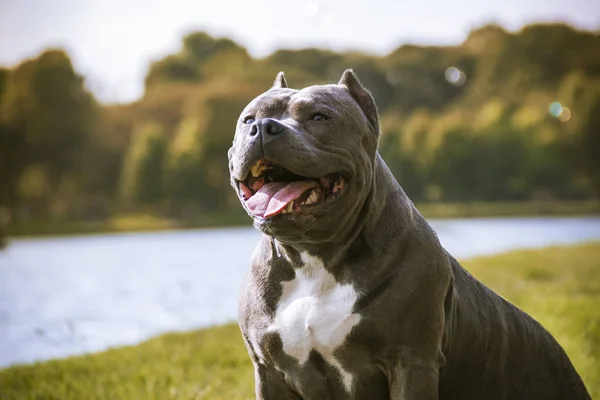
246,181 -> 319,217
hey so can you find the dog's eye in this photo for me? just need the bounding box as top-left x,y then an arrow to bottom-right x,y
243,116 -> 255,124
310,113 -> 327,121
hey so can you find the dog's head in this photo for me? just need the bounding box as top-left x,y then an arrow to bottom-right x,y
228,70 -> 381,244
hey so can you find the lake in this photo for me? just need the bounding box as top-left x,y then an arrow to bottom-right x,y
1,217 -> 600,368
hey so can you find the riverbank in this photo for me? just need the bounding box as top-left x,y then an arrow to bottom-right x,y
1,242 -> 598,399
6,200 -> 599,238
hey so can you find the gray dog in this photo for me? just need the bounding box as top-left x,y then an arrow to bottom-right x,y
227,70 -> 591,399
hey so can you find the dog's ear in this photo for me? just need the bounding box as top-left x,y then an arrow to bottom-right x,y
272,71 -> 288,89
338,69 -> 379,135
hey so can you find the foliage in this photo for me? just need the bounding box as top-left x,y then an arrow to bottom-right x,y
558,72 -> 600,196
0,49 -> 98,220
145,32 -> 250,87
2,242 -> 600,398
119,122 -> 167,208
1,24 -> 600,229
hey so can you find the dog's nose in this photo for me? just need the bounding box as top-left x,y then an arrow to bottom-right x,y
249,118 -> 285,137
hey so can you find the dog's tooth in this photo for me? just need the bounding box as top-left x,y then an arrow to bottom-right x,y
250,164 -> 260,178
305,191 -> 313,205
305,189 -> 318,205
286,201 -> 294,213
250,160 -> 268,177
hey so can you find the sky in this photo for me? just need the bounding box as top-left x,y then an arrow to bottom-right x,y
1,0 -> 599,103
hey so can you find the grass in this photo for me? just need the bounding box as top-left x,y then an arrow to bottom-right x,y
1,242 -> 599,399
5,214 -> 181,237
5,211 -> 249,238
5,200 -> 600,238
0,325 -> 254,400
415,199 -> 600,219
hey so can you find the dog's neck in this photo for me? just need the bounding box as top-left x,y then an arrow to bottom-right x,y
268,154 -> 416,272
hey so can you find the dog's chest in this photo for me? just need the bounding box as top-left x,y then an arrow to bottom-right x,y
262,252 -> 361,391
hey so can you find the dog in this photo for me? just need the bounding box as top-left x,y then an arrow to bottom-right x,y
227,70 -> 591,399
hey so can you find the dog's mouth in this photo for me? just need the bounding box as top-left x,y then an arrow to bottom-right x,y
237,159 -> 346,218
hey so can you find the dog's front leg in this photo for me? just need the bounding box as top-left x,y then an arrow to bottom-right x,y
254,363 -> 301,400
388,356 -> 441,400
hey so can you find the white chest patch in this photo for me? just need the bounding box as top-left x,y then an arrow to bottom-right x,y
267,252 -> 361,393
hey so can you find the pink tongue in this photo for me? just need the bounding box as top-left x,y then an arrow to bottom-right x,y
246,181 -> 319,217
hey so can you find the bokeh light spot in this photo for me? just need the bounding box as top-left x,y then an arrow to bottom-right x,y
445,67 -> 460,82
445,67 -> 466,86
549,102 -> 563,117
558,107 -> 571,122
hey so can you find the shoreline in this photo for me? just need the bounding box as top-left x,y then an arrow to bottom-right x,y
5,200 -> 599,240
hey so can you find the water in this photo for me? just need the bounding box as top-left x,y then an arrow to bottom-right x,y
1,217 -> 600,368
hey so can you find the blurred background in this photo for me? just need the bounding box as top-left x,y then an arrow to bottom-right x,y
1,0 -> 599,235
1,0 -> 600,377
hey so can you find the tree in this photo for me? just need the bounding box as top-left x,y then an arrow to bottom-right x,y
119,122 -> 167,208
0,49 -> 97,217
559,72 -> 600,197
163,82 -> 262,216
0,67 -> 22,224
145,32 -> 249,88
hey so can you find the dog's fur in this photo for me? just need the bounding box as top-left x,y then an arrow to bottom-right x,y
227,70 -> 591,399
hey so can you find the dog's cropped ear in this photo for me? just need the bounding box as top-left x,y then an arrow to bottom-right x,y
272,71 -> 288,89
338,69 -> 380,135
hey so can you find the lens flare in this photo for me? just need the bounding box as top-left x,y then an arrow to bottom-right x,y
558,107 -> 571,122
549,102 -> 562,117
445,67 -> 459,82
445,67 -> 466,86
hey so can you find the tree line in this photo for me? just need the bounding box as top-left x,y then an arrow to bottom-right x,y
0,23 -> 599,226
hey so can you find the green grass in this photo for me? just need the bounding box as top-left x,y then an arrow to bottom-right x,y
0,324 -> 255,400
5,214 -> 181,237
415,199 -> 600,219
1,243 -> 599,399
6,200 -> 599,238
5,210 -> 249,238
